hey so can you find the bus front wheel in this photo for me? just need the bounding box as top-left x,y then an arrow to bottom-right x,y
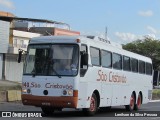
83,93 -> 98,116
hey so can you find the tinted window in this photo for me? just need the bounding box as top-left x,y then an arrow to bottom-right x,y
101,50 -> 112,68
131,58 -> 138,72
90,47 -> 100,66
123,56 -> 131,71
113,53 -> 122,70
139,60 -> 145,74
146,63 -> 152,75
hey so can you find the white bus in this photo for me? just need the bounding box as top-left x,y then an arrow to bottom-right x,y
19,35 -> 153,116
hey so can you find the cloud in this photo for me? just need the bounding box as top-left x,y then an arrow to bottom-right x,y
144,34 -> 156,39
81,31 -> 111,40
115,32 -> 142,42
146,26 -> 160,39
138,10 -> 153,17
147,26 -> 158,34
115,31 -> 158,42
0,0 -> 15,9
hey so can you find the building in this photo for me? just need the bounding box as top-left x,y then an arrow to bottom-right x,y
0,20 -> 10,80
0,11 -> 80,82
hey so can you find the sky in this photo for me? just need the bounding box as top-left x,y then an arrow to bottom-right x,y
0,0 -> 159,44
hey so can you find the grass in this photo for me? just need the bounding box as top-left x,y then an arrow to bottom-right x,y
152,89 -> 160,100
152,89 -> 160,94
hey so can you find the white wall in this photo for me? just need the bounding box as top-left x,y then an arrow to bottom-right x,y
0,20 -> 10,53
5,54 -> 23,82
13,30 -> 41,38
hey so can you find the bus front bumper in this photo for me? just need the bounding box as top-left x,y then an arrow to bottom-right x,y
22,94 -> 78,108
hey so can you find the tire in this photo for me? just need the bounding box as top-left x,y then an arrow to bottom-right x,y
41,107 -> 54,115
134,94 -> 142,110
125,93 -> 135,111
83,93 -> 98,116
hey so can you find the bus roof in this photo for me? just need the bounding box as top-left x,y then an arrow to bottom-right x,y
30,35 -> 152,63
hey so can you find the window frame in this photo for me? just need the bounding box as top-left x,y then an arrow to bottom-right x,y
123,55 -> 131,71
101,49 -> 112,68
90,46 -> 101,67
131,58 -> 138,73
139,60 -> 145,74
146,62 -> 152,75
112,53 -> 122,70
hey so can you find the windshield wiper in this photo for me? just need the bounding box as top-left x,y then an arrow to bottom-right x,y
47,59 -> 61,78
52,68 -> 62,78
31,67 -> 36,77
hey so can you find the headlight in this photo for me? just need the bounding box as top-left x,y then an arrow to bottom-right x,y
68,90 -> 73,95
62,90 -> 73,96
22,88 -> 31,94
22,89 -> 27,93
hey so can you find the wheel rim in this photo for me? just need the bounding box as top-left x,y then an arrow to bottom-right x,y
90,96 -> 96,111
130,95 -> 135,110
137,95 -> 141,109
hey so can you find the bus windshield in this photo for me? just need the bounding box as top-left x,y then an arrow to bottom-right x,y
24,44 -> 79,76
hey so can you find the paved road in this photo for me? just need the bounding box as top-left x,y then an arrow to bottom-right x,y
0,101 -> 160,120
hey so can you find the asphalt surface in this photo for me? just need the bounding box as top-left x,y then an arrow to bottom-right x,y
0,101 -> 160,120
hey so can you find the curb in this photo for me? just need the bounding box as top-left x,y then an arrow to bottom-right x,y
0,90 -> 21,102
0,91 -> 8,102
149,100 -> 160,103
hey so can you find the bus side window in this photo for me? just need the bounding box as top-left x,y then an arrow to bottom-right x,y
112,53 -> 122,70
101,50 -> 112,68
131,58 -> 138,73
90,47 -> 101,66
123,56 -> 131,71
139,60 -> 145,74
146,63 -> 152,75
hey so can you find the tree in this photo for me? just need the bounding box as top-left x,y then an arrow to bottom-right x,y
122,37 -> 160,71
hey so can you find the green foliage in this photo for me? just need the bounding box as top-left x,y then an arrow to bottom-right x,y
152,89 -> 160,94
152,89 -> 160,100
123,37 -> 160,71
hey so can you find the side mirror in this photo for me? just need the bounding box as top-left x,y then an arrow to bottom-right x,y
18,49 -> 23,63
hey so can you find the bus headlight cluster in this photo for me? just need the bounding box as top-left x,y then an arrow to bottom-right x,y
22,88 -> 31,94
62,90 -> 73,96
22,89 -> 27,93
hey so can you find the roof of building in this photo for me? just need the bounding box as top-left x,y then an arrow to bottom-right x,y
0,16 -> 70,28
0,11 -> 15,17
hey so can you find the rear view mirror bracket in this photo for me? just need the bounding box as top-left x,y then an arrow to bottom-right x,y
18,49 -> 26,63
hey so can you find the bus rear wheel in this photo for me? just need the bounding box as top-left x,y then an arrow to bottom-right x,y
41,107 -> 54,115
83,93 -> 98,116
134,94 -> 142,110
125,93 -> 135,111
